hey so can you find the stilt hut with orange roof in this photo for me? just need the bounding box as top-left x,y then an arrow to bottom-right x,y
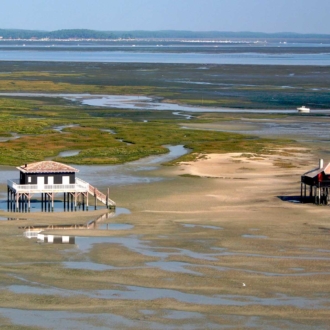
301,159 -> 330,205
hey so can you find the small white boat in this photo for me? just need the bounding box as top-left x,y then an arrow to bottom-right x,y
297,106 -> 310,113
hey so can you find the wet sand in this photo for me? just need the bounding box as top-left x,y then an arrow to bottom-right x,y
0,145 -> 329,329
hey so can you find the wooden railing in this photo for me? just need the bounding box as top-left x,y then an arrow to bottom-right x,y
88,183 -> 116,207
7,178 -> 88,193
7,177 -> 116,208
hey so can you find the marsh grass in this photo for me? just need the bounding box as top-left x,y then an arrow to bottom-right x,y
0,63 -> 301,166
0,61 -> 329,108
0,96 -> 296,165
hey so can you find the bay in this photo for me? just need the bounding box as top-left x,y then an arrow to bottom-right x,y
0,49 -> 329,65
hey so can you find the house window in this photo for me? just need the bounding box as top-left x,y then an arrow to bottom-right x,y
28,177 -> 31,183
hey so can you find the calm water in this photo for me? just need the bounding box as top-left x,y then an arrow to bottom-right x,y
0,49 -> 329,65
0,145 -> 189,204
1,93 -> 329,114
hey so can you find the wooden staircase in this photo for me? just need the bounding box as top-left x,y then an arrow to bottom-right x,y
88,184 -> 116,209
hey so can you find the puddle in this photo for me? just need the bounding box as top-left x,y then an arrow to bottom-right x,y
164,310 -> 203,320
53,124 -> 79,132
183,224 -> 223,230
21,210 -> 132,240
57,150 -> 80,157
8,284 -> 73,297
0,216 -> 28,221
4,199 -> 109,213
101,128 -> 116,134
0,132 -> 21,142
0,308 -> 141,330
63,261 -> 117,271
113,207 -> 131,216
98,223 -> 134,230
242,234 -> 268,239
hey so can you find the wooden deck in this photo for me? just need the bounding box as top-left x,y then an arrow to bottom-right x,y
7,177 -> 115,212
7,177 -> 89,193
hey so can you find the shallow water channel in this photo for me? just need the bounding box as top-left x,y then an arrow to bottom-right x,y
0,145 -> 189,210
1,92 -> 330,115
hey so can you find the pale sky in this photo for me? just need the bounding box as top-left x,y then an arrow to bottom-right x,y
0,0 -> 329,34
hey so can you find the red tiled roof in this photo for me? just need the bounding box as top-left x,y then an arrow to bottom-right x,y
17,161 -> 79,173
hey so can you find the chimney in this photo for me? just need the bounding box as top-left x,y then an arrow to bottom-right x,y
319,159 -> 324,169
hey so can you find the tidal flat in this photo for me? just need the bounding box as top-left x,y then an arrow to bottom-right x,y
0,59 -> 329,329
0,148 -> 330,329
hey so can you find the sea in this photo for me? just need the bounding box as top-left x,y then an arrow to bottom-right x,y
0,40 -> 329,65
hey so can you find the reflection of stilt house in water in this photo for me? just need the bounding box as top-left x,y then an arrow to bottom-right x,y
21,211 -> 114,242
7,161 -> 115,212
301,159 -> 330,205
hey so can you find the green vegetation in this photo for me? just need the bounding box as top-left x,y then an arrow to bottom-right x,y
0,62 -> 329,109
0,95 -> 295,166
0,61 -> 307,166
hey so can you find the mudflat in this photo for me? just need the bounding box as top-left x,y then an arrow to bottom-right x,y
0,145 -> 329,329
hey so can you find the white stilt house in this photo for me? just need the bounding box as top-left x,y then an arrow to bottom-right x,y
7,161 -> 115,212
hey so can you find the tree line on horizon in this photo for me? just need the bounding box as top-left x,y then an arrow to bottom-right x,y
0,29 -> 329,40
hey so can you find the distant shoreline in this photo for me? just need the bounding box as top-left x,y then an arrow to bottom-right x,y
1,28 -> 330,41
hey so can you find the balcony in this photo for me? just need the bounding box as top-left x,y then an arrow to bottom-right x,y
7,177 -> 89,193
